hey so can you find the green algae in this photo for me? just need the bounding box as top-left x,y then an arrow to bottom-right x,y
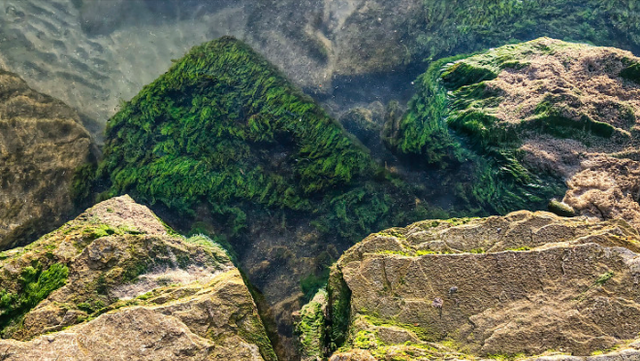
620,59 -> 640,84
294,289 -> 327,360
0,262 -> 69,334
326,267 -> 352,351
407,0 -> 640,66
93,36 -> 430,247
387,40 -> 591,215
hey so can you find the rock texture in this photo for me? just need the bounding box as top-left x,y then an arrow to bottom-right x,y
391,37 -> 640,224
0,195 -> 276,361
0,68 -> 96,251
304,211 -> 640,360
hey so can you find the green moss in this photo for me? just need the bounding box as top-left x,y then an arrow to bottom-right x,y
300,269 -> 329,304
620,59 -> 640,84
548,199 -> 576,217
362,315 -> 441,342
92,36 -> 430,250
70,163 -> 98,205
0,262 -> 69,333
327,267 -> 352,351
295,289 -> 327,359
531,100 -> 615,139
440,62 -> 498,89
389,41 -> 580,216
595,271 -> 615,286
506,246 -> 532,252
237,311 -> 279,361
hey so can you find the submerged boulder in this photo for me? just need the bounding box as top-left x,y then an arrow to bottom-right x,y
390,37 -> 640,221
304,211 -> 640,360
0,195 -> 276,360
0,68 -> 97,250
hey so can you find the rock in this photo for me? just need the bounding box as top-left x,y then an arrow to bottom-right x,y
305,211 -> 640,360
391,37 -> 640,218
0,68 -> 96,250
564,156 -> 640,229
0,195 -> 276,361
91,36 -> 431,360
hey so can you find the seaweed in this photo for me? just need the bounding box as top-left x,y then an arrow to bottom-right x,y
0,262 -> 69,333
94,36 -> 430,248
388,41 -> 577,215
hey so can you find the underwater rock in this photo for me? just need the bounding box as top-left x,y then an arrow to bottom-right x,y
249,0 -> 640,92
92,36 -> 428,360
391,37 -> 640,218
5,0 -> 640,139
304,211 -> 640,360
0,195 -> 276,361
0,68 -> 97,251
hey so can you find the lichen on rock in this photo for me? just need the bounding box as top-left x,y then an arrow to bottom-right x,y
306,211 -> 640,360
0,195 -> 276,361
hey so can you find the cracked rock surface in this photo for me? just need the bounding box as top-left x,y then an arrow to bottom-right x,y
303,211 -> 640,360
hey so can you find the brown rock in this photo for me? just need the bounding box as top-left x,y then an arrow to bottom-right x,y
315,211 -> 640,360
0,68 -> 96,251
0,195 -> 276,361
564,156 -> 640,229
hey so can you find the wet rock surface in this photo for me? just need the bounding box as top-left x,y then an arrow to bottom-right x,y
0,68 -> 96,251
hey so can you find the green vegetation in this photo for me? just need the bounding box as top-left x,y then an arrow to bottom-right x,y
406,0 -> 640,66
363,314 -> 440,342
505,246 -> 532,252
294,290 -> 327,359
93,36 -> 429,247
326,268 -> 352,351
548,199 -> 576,217
620,59 -> 640,84
388,40 -> 588,215
300,269 -> 329,303
0,262 -> 69,333
595,271 -> 615,286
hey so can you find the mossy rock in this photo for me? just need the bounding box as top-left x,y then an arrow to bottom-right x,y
309,211 -> 640,360
90,36 -> 439,360
0,196 -> 276,361
387,38 -> 640,215
95,36 -> 428,243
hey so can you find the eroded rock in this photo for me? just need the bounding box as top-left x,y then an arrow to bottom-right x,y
305,211 -> 640,360
0,195 -> 276,361
0,68 -> 96,250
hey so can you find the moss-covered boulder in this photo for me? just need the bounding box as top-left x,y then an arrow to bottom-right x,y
0,68 -> 97,251
387,37 -> 640,218
302,211 -> 640,360
0,195 -> 276,361
92,36 -> 431,359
